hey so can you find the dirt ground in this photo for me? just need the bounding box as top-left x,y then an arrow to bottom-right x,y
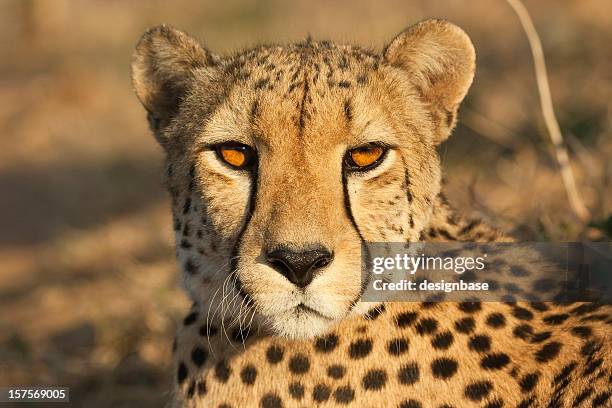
0,0 -> 610,406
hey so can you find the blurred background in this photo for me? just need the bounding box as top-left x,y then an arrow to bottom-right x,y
0,0 -> 610,406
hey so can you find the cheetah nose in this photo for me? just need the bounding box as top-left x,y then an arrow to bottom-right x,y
266,246 -> 334,288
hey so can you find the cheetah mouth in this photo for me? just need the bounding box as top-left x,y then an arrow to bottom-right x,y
294,303 -> 334,320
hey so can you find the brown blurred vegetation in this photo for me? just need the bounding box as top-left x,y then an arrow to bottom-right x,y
0,0 -> 610,406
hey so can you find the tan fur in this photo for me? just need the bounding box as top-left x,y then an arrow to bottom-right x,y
131,20 -> 611,408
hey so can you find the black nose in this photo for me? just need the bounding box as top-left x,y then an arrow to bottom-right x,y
266,246 -> 333,288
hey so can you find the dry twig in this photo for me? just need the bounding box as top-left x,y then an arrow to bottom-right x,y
505,0 -> 590,221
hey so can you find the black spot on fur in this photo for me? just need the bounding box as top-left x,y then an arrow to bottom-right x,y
177,362 -> 188,384
313,384 -> 331,402
415,318 -> 438,335
468,334 -> 491,352
240,364 -> 257,385
396,311 -> 419,327
535,341 -> 562,363
454,317 -> 475,334
362,369 -> 387,390
481,353 -> 510,370
348,338 -> 373,359
333,385 -> 355,404
214,359 -> 231,383
266,345 -> 284,364
519,372 -> 539,393
512,306 -> 534,320
315,334 -> 339,353
183,311 -> 198,326
288,382 -> 304,400
513,324 -> 534,340
184,258 -> 198,274
191,346 -> 207,367
289,354 -> 310,374
388,338 -> 409,355
485,313 -> 506,328
327,364 -> 346,379
431,358 -> 458,379
398,362 -> 419,385
464,381 -> 493,401
431,331 -> 454,350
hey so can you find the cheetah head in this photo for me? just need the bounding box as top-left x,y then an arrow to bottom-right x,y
131,19 -> 475,338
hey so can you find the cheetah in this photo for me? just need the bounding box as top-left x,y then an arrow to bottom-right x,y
130,20 -> 611,407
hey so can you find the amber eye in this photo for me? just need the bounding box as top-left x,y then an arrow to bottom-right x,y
215,143 -> 256,169
345,144 -> 387,171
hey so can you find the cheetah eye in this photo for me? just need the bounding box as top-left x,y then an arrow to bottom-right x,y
215,142 -> 257,170
344,143 -> 387,171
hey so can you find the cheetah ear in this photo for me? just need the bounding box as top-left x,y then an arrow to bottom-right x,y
384,19 -> 475,143
131,25 -> 219,145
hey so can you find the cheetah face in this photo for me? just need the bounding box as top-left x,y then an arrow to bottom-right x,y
132,20 -> 475,338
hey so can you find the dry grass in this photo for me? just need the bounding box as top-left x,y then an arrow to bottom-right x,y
0,0 -> 610,406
